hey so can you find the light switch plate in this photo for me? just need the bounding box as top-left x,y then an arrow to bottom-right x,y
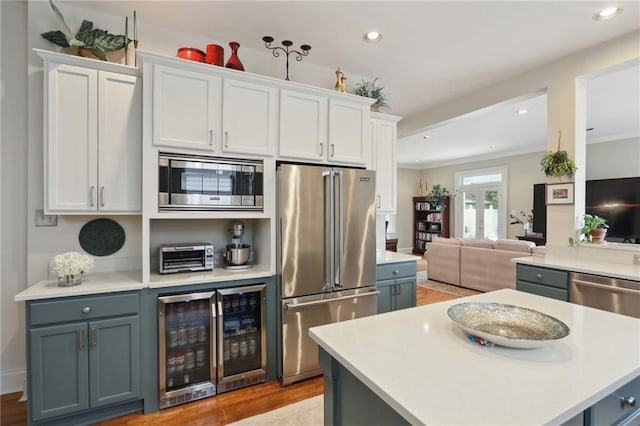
35,209 -> 58,227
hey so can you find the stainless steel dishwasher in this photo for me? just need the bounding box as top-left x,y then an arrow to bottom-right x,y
570,272 -> 640,319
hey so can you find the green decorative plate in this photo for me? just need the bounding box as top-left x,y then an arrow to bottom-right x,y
79,219 -> 125,256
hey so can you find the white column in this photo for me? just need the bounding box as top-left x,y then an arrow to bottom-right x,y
545,77 -> 587,244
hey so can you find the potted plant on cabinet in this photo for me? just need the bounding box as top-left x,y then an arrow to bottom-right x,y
426,184 -> 451,211
580,214 -> 609,244
353,78 -> 389,112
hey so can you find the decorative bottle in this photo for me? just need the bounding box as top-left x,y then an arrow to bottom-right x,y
225,41 -> 245,71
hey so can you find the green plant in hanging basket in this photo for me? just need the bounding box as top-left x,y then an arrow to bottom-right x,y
541,130 -> 577,178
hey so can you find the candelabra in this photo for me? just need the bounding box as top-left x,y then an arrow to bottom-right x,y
262,36 -> 311,81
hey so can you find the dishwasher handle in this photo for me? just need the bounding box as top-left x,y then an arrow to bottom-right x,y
285,290 -> 380,310
572,278 -> 640,295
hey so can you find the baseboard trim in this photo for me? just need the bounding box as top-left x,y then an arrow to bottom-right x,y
1,369 -> 26,396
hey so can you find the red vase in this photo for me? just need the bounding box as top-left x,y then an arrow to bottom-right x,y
225,41 -> 244,71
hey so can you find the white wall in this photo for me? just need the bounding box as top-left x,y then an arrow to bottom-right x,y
586,137 -> 640,179
396,168 -> 423,252
1,0 -> 28,395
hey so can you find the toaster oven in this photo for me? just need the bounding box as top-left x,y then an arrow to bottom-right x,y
159,242 -> 214,274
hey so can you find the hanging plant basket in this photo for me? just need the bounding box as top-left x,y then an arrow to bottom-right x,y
541,130 -> 577,179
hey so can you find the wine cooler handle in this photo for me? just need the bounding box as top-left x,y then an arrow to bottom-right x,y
216,299 -> 223,380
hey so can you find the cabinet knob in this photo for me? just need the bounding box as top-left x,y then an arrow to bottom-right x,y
82,306 -> 91,314
621,396 -> 636,409
536,273 -> 543,280
393,269 -> 400,275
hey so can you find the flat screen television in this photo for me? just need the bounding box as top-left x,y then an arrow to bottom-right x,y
533,177 -> 640,243
586,177 -> 640,242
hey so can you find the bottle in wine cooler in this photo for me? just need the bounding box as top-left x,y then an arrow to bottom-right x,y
185,349 -> 195,370
175,350 -> 185,372
167,352 -> 176,374
223,340 -> 230,361
239,338 -> 248,357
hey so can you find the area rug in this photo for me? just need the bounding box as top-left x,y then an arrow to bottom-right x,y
227,395 -> 323,425
418,279 -> 479,298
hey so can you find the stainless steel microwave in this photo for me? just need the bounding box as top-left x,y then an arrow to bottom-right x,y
158,153 -> 263,211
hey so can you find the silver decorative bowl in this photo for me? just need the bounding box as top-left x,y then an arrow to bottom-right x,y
447,302 -> 570,348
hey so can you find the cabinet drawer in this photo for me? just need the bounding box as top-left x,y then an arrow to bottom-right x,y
590,376 -> 640,426
377,262 -> 416,281
517,265 -> 569,289
517,281 -> 568,301
29,292 -> 139,326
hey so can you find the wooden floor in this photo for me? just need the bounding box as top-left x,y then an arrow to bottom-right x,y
0,285 -> 459,426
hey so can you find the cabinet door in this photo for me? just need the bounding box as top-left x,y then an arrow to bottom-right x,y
222,78 -> 277,156
279,89 -> 328,162
328,99 -> 369,165
373,119 -> 397,213
89,316 -> 141,408
394,277 -> 417,311
152,64 -> 220,151
376,279 -> 395,314
29,323 -> 89,422
98,72 -> 142,212
46,63 -> 98,212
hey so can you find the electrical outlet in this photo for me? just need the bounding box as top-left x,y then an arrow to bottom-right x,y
35,209 -> 58,227
633,254 -> 640,265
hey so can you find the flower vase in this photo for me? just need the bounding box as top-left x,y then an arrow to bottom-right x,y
225,41 -> 245,71
57,274 -> 82,287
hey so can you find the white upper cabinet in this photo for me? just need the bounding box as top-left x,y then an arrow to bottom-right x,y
371,113 -> 402,214
222,79 -> 277,157
328,99 -> 370,166
152,64 -> 221,152
279,89 -> 328,162
39,50 -> 142,214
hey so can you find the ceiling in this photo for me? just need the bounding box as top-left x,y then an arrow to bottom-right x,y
63,1 -> 640,167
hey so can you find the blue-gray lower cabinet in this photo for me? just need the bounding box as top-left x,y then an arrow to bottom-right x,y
376,262 -> 417,314
516,264 -> 569,301
27,292 -> 142,424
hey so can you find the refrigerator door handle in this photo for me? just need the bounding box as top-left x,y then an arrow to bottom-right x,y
322,170 -> 334,291
335,170 -> 344,290
284,290 -> 380,309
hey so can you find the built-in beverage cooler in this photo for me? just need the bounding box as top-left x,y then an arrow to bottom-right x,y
158,284 -> 266,409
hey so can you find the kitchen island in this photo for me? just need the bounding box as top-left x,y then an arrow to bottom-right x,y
310,289 -> 640,425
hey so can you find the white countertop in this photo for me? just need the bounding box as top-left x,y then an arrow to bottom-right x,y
148,263 -> 273,288
376,250 -> 421,265
14,270 -> 144,301
513,255 -> 640,281
310,289 -> 640,425
17,252 -> 413,301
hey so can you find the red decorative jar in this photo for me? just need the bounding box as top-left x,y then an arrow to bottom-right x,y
225,41 -> 244,71
205,44 -> 224,66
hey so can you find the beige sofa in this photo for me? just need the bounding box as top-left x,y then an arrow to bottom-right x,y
426,237 -> 543,292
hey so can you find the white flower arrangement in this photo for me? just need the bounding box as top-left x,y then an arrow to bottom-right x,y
50,251 -> 94,282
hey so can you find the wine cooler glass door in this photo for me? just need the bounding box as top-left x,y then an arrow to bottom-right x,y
158,291 -> 216,408
217,284 -> 267,392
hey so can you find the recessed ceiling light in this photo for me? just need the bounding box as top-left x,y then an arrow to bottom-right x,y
415,159 -> 420,162
489,144 -> 496,149
593,7 -> 622,21
423,135 -> 431,140
364,31 -> 383,42
517,109 -> 529,115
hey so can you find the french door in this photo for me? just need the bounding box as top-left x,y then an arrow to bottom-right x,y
455,167 -> 507,240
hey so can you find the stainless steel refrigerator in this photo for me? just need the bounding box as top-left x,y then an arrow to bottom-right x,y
277,163 -> 378,385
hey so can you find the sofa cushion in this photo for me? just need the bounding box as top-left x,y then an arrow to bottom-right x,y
493,239 -> 535,253
462,239 -> 495,249
432,237 -> 462,246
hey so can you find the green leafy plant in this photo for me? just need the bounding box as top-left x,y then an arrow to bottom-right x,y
580,213 -> 608,234
540,130 -> 577,178
353,78 -> 389,111
41,0 -> 128,61
426,184 -> 451,210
